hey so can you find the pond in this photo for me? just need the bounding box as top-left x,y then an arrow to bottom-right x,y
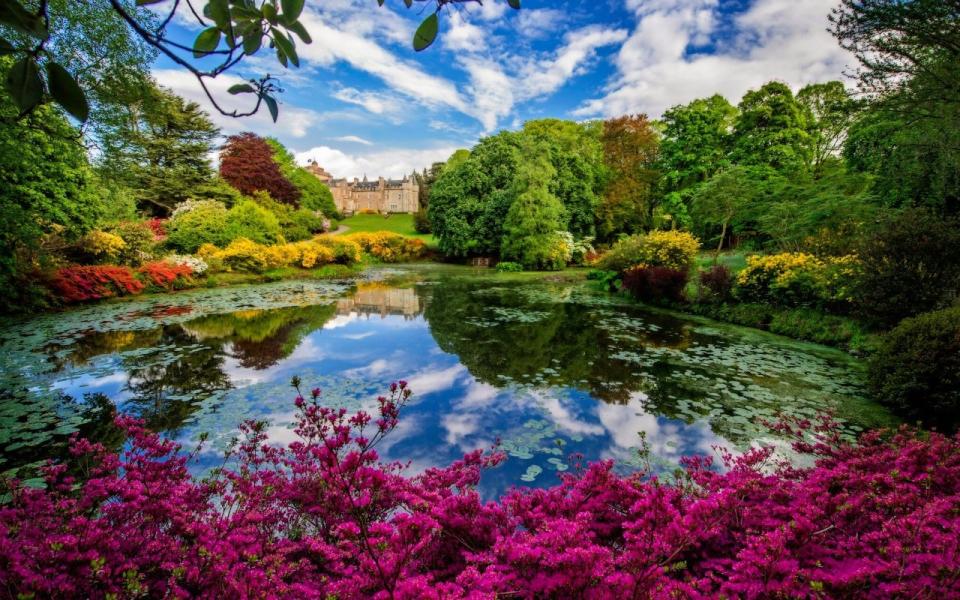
0,265 -> 895,495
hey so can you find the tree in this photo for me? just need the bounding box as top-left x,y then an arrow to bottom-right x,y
266,138 -> 338,217
659,94 -> 737,192
429,132 -> 522,257
830,0 -> 959,108
523,119 -> 603,238
220,133 -> 300,205
0,0 -> 520,123
689,167 -> 771,256
500,148 -> 566,270
845,98 -> 960,214
98,84 -> 221,215
796,82 -> 858,177
598,114 -> 661,241
0,77 -> 102,310
414,162 -> 444,234
732,82 -> 812,175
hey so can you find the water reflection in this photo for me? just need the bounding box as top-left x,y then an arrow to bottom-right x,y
0,268 -> 895,493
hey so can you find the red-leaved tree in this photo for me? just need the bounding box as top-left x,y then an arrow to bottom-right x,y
219,132 -> 301,205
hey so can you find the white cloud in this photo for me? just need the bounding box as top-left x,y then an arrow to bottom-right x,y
294,144 -> 460,180
152,69 -> 321,139
575,0 -> 853,119
331,87 -> 405,119
516,25 -> 629,101
331,135 -> 373,146
515,9 -> 568,40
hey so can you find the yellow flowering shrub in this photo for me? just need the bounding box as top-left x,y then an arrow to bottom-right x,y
733,252 -> 859,307
198,237 -> 359,274
315,236 -> 362,264
819,255 -> 862,306
80,230 -> 127,263
341,232 -> 427,263
215,238 -> 271,273
596,230 -> 700,273
292,241 -> 335,269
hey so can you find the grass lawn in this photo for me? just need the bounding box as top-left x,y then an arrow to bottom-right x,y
696,250 -> 748,273
336,214 -> 437,248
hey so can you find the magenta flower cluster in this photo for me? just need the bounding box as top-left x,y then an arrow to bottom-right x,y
1,382 -> 959,599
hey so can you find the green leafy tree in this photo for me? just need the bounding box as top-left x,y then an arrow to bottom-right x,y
500,149 -> 566,270
796,81 -> 859,177
732,82 -> 812,175
523,119 -> 603,238
845,100 -> 959,214
690,166 -> 777,255
830,0 -> 959,107
266,138 -> 338,217
0,74 -> 102,310
660,94 -> 737,192
98,84 -> 220,215
429,132 -> 522,257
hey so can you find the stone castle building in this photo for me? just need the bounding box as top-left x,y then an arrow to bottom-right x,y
306,160 -> 419,215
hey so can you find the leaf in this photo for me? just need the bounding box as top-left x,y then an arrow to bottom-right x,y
207,0 -> 231,31
261,2 -> 277,25
4,56 -> 42,113
228,83 -> 256,95
46,62 -> 89,122
242,31 -> 262,55
271,27 -> 298,67
507,0 -> 521,8
413,13 -> 438,52
285,20 -> 311,44
193,27 -> 222,58
263,94 -> 278,122
281,0 -> 304,20
0,0 -> 46,37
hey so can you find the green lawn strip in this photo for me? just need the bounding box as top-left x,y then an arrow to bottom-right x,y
334,214 -> 438,248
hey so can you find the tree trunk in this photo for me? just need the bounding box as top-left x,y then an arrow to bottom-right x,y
715,220 -> 728,263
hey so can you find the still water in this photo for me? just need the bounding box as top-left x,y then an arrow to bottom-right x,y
0,265 -> 894,495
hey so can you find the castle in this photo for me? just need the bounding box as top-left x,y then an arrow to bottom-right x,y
306,160 -> 419,216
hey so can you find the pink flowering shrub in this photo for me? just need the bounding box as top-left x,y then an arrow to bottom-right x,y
1,381 -> 959,599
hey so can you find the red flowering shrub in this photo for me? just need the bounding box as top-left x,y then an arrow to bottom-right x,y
137,261 -> 194,290
699,263 -> 734,301
2,383 -> 959,598
147,218 -> 167,241
622,265 -> 689,303
48,265 -> 145,303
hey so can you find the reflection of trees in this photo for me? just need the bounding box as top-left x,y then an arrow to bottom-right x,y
182,303 -> 337,369
45,328 -> 164,369
122,327 -> 231,433
421,279 -> 692,404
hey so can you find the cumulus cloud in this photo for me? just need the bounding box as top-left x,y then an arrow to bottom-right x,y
294,144 -> 459,180
575,0 -> 853,119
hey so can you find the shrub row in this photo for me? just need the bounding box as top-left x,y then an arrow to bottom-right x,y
198,236 -> 362,274
340,231 -> 428,263
48,261 -> 199,303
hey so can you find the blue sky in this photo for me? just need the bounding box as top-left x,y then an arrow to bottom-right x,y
152,0 -> 854,179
